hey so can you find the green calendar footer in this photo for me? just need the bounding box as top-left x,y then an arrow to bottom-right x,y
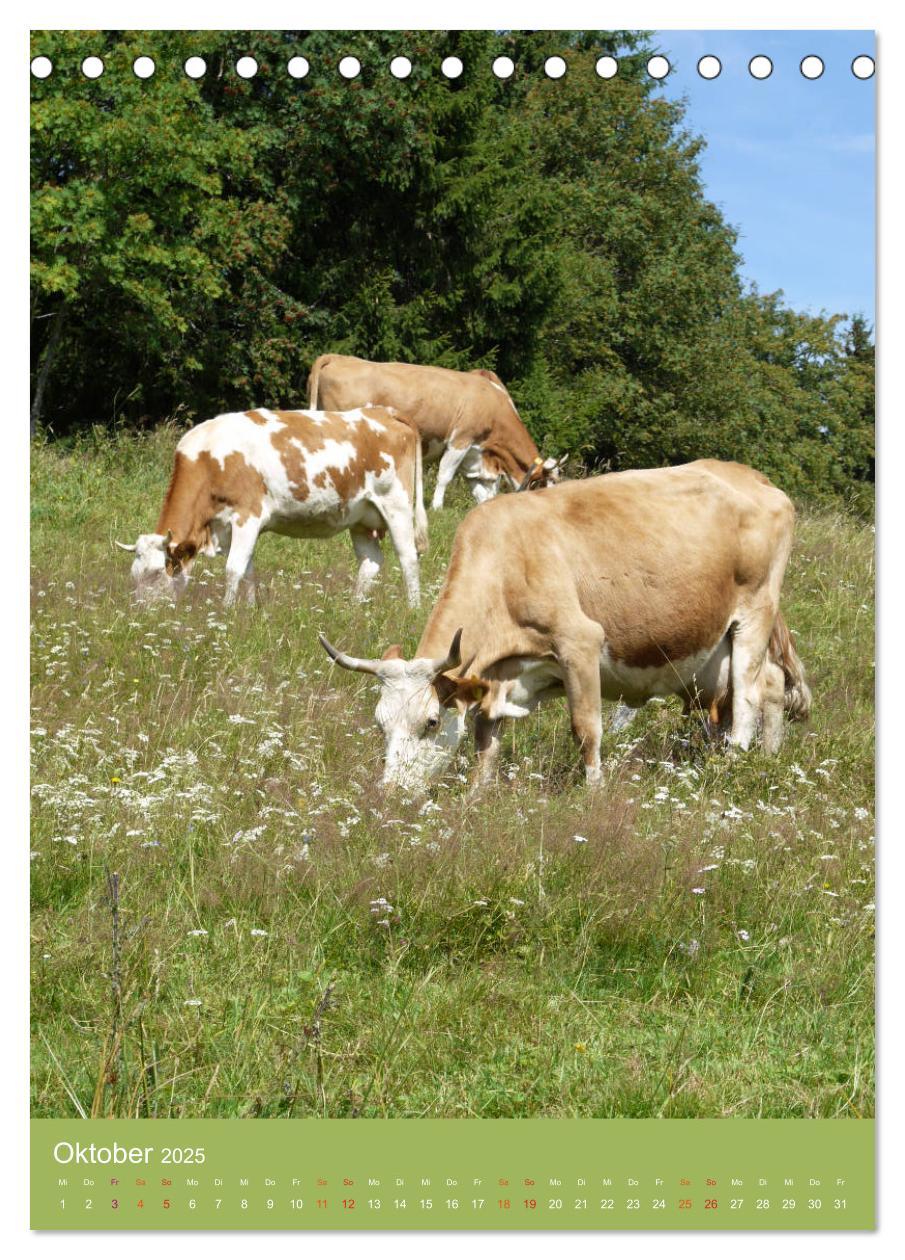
31,1118 -> 874,1230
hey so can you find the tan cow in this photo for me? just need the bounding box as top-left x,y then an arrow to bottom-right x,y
116,406 -> 428,607
307,354 -> 564,507
320,459 -> 810,793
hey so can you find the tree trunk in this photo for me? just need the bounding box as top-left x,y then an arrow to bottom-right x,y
30,306 -> 66,436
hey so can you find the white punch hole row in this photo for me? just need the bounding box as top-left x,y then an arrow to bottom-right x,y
31,52 -> 876,82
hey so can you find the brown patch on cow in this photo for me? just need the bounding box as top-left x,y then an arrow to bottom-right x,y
598,568 -> 735,671
157,450 -> 267,561
245,409 -> 270,426
435,673 -> 490,708
312,415 -> 392,500
268,420 -> 312,501
381,644 -> 404,661
265,408 -> 410,503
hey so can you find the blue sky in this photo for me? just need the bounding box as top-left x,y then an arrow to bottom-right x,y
653,29 -> 875,323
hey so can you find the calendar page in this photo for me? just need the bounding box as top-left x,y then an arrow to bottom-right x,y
29,26 -> 876,1232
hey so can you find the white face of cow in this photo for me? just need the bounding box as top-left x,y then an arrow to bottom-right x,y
116,533 -> 189,602
319,630 -> 470,794
374,659 -> 466,791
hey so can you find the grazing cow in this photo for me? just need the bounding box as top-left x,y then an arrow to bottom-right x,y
116,406 -> 428,607
319,459 -> 810,793
307,354 -> 565,507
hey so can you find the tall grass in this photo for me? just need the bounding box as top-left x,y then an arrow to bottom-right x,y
30,429 -> 874,1119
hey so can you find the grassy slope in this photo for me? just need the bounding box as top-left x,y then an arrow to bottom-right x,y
30,428 -> 874,1119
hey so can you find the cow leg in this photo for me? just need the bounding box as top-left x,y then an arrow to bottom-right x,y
471,713 -> 503,790
431,444 -> 469,509
377,491 -> 421,607
350,527 -> 383,601
224,518 -> 260,607
728,611 -> 774,750
558,630 -> 605,785
761,658 -> 786,755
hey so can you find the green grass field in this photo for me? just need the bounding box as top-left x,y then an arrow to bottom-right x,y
30,427 -> 875,1119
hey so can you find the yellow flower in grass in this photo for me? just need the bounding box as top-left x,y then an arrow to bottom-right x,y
574,1042 -> 587,1054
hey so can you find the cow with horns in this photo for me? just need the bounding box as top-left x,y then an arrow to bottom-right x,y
319,460 -> 811,794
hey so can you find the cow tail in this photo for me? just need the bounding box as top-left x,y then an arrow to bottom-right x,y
770,611 -> 812,721
413,428 -> 428,555
307,356 -> 325,408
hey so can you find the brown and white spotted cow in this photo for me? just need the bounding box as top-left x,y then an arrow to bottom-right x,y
307,354 -> 565,508
116,406 -> 428,607
320,459 -> 810,793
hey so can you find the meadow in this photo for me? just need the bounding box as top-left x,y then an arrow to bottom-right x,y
30,426 -> 875,1120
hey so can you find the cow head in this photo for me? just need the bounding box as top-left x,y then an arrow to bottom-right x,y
319,628 -> 495,793
115,531 -> 192,601
516,455 -> 567,493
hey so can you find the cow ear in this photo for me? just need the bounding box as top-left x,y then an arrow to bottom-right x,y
435,674 -> 491,709
381,644 -> 404,661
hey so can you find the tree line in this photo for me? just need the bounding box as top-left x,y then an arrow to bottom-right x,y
30,30 -> 874,506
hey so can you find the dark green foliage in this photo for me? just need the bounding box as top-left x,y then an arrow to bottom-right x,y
31,30 -> 873,504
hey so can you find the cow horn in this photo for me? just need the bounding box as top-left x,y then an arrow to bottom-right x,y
318,632 -> 386,676
516,466 -> 536,493
114,541 -> 136,552
431,627 -> 463,674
